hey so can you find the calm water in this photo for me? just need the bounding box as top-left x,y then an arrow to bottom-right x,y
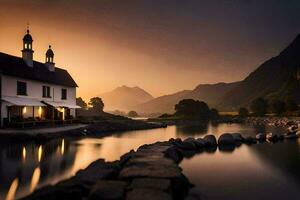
1,123 -> 300,200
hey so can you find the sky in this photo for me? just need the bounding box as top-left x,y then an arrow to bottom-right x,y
0,0 -> 300,100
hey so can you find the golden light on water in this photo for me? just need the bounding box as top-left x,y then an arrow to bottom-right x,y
61,139 -> 65,155
5,178 -> 19,200
38,146 -> 42,162
30,167 -> 41,193
22,147 -> 26,161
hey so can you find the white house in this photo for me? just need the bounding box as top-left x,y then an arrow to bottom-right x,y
0,29 -> 79,127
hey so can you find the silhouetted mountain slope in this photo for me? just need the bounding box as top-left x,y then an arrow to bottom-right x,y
218,34 -> 300,109
186,82 -> 241,106
100,85 -> 154,111
134,81 -> 239,114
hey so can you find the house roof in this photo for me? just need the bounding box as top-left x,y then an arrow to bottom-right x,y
0,52 -> 78,87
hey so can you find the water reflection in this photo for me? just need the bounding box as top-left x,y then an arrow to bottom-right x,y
0,123 -> 297,200
5,178 -> 18,200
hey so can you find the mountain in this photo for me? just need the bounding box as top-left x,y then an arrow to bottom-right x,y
135,34 -> 300,113
218,34 -> 300,110
134,90 -> 191,114
100,85 -> 154,111
134,82 -> 239,114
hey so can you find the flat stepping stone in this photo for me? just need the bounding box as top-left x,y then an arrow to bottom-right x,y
120,164 -> 181,179
126,188 -> 172,200
89,180 -> 127,200
130,178 -> 171,192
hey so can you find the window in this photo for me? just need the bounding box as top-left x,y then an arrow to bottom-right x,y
17,81 -> 27,95
42,86 -> 51,98
61,89 -> 67,100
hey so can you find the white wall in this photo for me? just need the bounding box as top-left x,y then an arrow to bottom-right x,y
1,75 -> 77,125
2,75 -> 76,105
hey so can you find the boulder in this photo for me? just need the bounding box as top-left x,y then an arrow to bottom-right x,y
173,140 -> 197,151
231,133 -> 244,142
89,180 -> 127,200
244,136 -> 257,144
203,135 -> 217,147
266,133 -> 279,142
195,138 -> 206,148
218,133 -> 236,145
76,159 -> 120,183
164,146 -> 183,163
284,132 -> 298,139
256,133 -> 266,142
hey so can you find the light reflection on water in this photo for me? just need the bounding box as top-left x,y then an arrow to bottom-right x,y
0,122 -> 299,200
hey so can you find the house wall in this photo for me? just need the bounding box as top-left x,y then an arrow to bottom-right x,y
1,75 -> 77,126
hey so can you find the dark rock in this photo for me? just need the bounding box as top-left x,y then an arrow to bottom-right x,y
195,138 -> 206,148
266,133 -> 279,142
203,135 -> 217,147
120,150 -> 135,166
256,133 -> 266,142
119,156 -> 181,179
218,133 -> 236,145
76,159 -> 120,184
164,146 -> 183,163
218,144 -> 235,152
231,133 -> 244,142
244,136 -> 257,144
126,188 -> 172,200
129,178 -> 171,192
173,140 -> 197,151
284,132 -> 298,139
89,180 -> 127,200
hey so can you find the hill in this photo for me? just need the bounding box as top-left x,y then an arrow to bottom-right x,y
100,85 -> 154,111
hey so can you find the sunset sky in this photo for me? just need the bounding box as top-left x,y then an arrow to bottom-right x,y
0,0 -> 300,101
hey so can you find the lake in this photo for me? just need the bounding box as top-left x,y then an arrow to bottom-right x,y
1,122 -> 300,200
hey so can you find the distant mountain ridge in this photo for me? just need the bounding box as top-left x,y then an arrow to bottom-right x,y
133,33 -> 300,113
100,85 -> 154,111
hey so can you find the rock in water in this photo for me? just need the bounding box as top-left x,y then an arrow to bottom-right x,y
203,135 -> 217,147
218,134 -> 236,145
256,133 -> 266,142
266,133 -> 279,142
231,133 -> 244,142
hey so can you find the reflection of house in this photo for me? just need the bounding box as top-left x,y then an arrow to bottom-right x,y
0,29 -> 79,127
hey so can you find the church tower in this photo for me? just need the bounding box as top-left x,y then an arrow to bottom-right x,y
22,29 -> 34,67
45,45 -> 55,72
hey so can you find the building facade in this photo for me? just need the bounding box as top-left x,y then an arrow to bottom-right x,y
0,29 -> 79,127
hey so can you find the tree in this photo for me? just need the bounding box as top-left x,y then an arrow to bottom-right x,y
76,97 -> 87,109
175,99 -> 210,119
238,107 -> 249,117
271,100 -> 286,115
89,97 -> 104,112
128,111 -> 139,118
210,108 -> 220,119
250,98 -> 268,116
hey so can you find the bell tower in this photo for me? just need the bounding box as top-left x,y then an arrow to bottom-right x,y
45,45 -> 55,72
22,29 -> 34,67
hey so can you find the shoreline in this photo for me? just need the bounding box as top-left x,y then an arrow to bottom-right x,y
0,119 -> 167,143
21,128 -> 300,200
